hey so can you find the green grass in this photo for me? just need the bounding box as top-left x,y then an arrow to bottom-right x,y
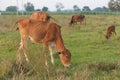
0,14 -> 120,80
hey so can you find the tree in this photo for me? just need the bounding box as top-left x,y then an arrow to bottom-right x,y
24,2 -> 34,12
6,6 -> 17,12
42,6 -> 48,12
93,6 -> 109,12
55,2 -> 64,12
35,9 -> 41,11
73,5 -> 81,12
102,6 -> 109,11
82,6 -> 91,11
108,0 -> 120,11
93,7 -> 103,11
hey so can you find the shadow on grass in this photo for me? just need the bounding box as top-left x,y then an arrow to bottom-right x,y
89,61 -> 119,72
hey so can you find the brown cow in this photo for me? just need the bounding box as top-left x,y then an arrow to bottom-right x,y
30,11 -> 55,22
105,25 -> 116,39
69,14 -> 85,26
16,18 -> 71,67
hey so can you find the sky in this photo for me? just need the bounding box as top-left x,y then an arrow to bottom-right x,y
0,0 -> 110,11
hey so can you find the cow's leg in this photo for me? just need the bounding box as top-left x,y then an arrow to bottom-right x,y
42,46 -> 50,77
108,34 -> 111,39
42,46 -> 49,66
19,35 -> 29,63
42,31 -> 55,65
48,42 -> 55,64
49,46 -> 54,64
42,37 -> 49,66
75,22 -> 77,25
80,21 -> 82,24
22,37 -> 29,63
80,20 -> 83,25
112,32 -> 114,37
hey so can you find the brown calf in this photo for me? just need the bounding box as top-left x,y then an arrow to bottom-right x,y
16,18 -> 71,67
105,25 -> 116,39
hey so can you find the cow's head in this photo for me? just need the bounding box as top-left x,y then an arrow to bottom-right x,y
57,49 -> 71,67
46,15 -> 51,21
105,35 -> 110,39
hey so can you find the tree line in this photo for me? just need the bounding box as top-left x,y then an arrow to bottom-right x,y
2,0 -> 120,12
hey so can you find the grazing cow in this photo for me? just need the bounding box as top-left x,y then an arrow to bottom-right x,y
105,25 -> 116,39
30,11 -> 55,22
16,18 -> 71,67
69,14 -> 85,26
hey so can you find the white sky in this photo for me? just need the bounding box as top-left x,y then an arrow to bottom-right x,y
0,0 -> 110,11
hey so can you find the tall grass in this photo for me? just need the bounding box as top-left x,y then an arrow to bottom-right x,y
0,14 -> 120,80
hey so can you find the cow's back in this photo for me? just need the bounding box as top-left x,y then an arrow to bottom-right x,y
30,11 -> 49,22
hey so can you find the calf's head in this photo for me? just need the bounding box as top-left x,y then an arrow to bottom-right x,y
58,49 -> 71,67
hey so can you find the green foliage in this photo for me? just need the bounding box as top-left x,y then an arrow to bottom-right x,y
0,14 -> 120,80
108,0 -> 120,11
82,6 -> 91,11
73,5 -> 81,12
93,6 -> 109,12
24,2 -> 34,12
6,6 -> 17,12
42,6 -> 48,12
55,2 -> 64,12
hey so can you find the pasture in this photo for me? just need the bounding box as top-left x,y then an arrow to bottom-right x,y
0,14 -> 120,80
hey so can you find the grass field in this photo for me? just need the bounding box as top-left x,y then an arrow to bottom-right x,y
0,14 -> 120,80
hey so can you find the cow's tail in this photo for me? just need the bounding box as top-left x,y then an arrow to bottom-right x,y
69,16 -> 73,26
84,17 -> 86,26
50,16 -> 58,22
14,20 -> 20,31
49,16 -> 64,27
115,31 -> 117,35
114,26 -> 117,35
10,20 -> 19,32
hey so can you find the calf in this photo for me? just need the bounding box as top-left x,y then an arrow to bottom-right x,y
105,25 -> 116,39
